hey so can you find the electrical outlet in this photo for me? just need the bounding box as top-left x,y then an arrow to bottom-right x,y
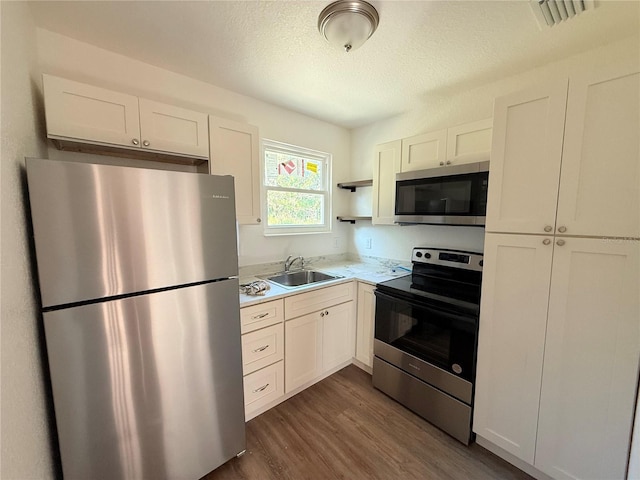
365,238 -> 372,249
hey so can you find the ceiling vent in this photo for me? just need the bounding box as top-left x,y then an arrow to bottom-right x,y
530,0 -> 596,28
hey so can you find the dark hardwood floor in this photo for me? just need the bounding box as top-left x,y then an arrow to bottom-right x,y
205,365 -> 533,480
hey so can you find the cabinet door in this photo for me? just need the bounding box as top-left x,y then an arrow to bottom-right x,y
446,118 -> 492,165
473,233 -> 554,464
486,79 -> 568,235
535,238 -> 639,480
372,140 -> 401,225
209,116 -> 260,225
401,129 -> 447,172
556,65 -> 640,238
355,283 -> 376,368
322,301 -> 355,372
285,313 -> 322,393
43,74 -> 141,148
138,99 -> 209,158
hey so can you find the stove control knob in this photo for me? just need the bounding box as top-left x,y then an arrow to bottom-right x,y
424,253 -> 431,259
415,252 -> 422,258
479,260 -> 483,267
452,364 -> 463,375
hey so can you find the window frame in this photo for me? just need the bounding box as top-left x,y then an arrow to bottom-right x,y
261,139 -> 332,236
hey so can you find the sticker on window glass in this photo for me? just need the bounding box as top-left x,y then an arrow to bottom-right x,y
279,160 -> 296,175
306,162 -> 318,173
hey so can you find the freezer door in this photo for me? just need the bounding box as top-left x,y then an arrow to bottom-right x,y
26,158 -> 239,308
44,279 -> 245,480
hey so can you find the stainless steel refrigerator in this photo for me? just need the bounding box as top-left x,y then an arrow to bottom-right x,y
26,159 -> 246,480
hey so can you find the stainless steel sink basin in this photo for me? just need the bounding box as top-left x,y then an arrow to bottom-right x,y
259,270 -> 342,288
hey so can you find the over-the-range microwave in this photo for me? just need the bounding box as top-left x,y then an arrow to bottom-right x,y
394,161 -> 489,226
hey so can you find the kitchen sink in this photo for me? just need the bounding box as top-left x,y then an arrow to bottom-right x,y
259,270 -> 342,288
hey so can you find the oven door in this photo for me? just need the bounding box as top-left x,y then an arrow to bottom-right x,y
374,290 -> 478,384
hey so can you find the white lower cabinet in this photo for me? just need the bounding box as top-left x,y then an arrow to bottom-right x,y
474,234 -> 640,479
240,298 -> 285,420
285,282 -> 355,394
241,282 -> 356,418
355,282 -> 376,368
285,312 -> 323,392
322,302 -> 355,371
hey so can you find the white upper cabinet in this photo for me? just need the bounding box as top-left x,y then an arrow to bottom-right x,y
43,74 -> 141,148
208,116 -> 260,225
535,238 -> 639,480
556,65 -> 640,238
401,129 -> 447,172
487,63 -> 640,239
446,118 -> 493,165
138,99 -> 209,158
485,79 -> 568,235
43,74 -> 209,160
373,119 -> 492,225
372,140 -> 401,225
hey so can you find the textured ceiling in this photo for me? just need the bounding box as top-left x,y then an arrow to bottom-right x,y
28,1 -> 640,128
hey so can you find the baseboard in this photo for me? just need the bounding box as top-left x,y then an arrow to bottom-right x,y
475,436 -> 553,480
351,357 -> 372,374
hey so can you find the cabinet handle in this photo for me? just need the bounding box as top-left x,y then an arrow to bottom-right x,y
142,140 -> 150,147
252,312 -> 269,320
132,138 -> 139,145
543,238 -> 551,245
320,312 -> 325,317
446,160 -> 451,165
252,383 -> 269,393
556,239 -> 566,246
256,218 -> 262,223
544,225 -> 553,232
439,161 -> 445,166
558,226 -> 567,233
252,344 -> 269,353
325,310 -> 329,315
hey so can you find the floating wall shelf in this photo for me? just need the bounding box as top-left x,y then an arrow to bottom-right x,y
336,179 -> 373,192
336,216 -> 372,224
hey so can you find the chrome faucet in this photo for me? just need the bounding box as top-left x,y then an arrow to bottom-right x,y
284,255 -> 304,272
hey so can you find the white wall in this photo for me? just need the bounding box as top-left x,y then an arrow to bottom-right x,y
35,28 -> 353,268
347,35 -> 640,261
1,3 -> 56,479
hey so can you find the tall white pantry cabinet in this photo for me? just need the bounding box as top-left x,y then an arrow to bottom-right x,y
474,63 -> 640,480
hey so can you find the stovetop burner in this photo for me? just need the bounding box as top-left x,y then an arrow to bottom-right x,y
376,247 -> 483,314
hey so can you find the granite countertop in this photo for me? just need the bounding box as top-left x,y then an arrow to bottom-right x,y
238,260 -> 411,308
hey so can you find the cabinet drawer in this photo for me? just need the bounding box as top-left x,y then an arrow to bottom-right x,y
241,323 -> 284,376
284,282 -> 354,320
240,299 -> 284,334
243,361 -> 284,417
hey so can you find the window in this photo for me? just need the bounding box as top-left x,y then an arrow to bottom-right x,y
262,139 -> 331,235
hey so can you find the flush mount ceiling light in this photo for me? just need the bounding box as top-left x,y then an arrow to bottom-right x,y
318,0 -> 379,53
